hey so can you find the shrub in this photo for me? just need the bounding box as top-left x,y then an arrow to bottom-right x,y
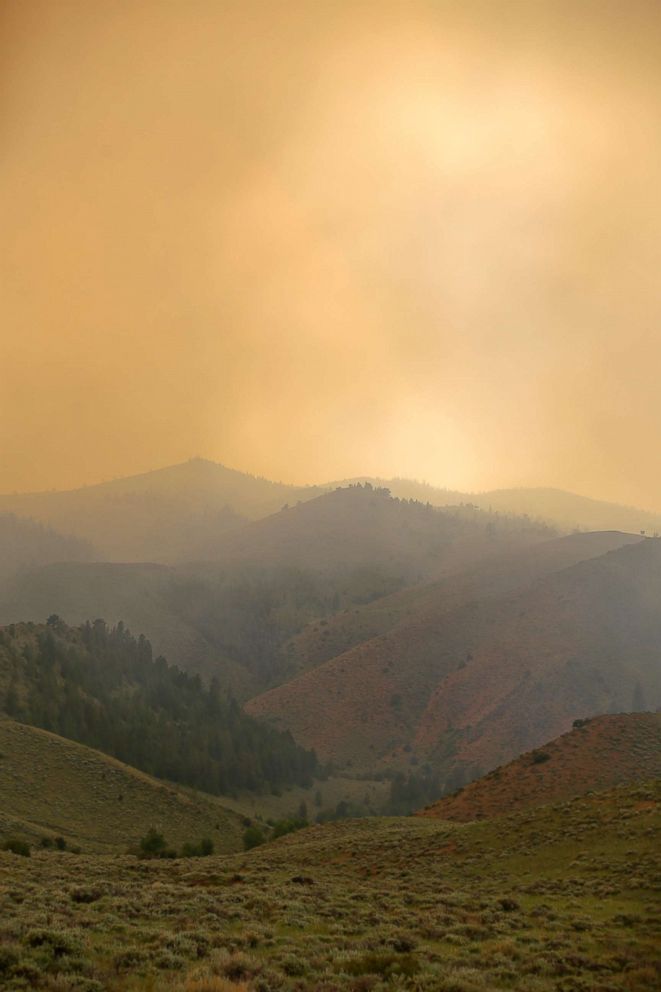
0,944 -> 20,973
70,886 -> 103,904
243,826 -> 265,850
2,838 -> 30,857
341,952 -> 419,978
182,838 -> 215,858
532,751 -> 551,765
139,827 -> 167,857
271,818 -> 307,840
25,928 -> 83,957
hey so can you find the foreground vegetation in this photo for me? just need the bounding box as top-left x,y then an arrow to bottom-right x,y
0,780 -> 657,991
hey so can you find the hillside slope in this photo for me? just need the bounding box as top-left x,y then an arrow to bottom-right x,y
0,561 -> 252,693
0,514 -> 96,588
247,538 -> 661,777
2,779 -> 656,991
0,620 -> 317,796
414,538 -> 661,773
283,530 -> 642,677
418,712 -> 661,821
0,717 -> 243,853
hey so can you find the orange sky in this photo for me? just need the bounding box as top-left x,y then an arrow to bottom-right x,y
1,1 -> 660,508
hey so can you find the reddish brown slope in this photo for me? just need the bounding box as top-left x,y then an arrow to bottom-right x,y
418,713 -> 661,821
284,530 -> 642,676
413,539 -> 661,772
246,538 -> 660,773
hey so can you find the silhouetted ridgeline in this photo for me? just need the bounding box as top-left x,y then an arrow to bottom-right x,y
0,619 -> 316,795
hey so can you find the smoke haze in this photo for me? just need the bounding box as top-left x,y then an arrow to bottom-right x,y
2,1 -> 660,508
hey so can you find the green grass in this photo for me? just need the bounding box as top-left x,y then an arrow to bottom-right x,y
0,718 -> 243,854
0,779 -> 657,991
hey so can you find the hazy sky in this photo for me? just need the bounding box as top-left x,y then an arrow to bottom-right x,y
2,1 -> 660,508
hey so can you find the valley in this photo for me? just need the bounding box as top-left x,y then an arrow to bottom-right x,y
0,461 -> 659,992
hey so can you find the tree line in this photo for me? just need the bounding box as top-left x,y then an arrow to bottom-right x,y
0,618 -> 317,795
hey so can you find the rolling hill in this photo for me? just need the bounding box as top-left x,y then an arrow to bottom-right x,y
418,712 -> 661,821
0,717 -> 243,853
210,483 -> 555,580
246,537 -> 661,780
2,777 -> 657,990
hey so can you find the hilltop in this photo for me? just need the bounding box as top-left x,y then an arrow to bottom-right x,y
0,717 -> 243,853
247,537 -> 661,779
211,483 -> 555,580
418,712 -> 661,821
0,459 -> 323,561
334,477 -> 661,535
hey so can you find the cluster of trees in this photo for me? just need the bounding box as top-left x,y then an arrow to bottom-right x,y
138,828 -> 214,859
242,815 -> 308,851
0,618 -> 317,795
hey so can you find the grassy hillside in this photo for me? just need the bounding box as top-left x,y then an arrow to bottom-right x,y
0,717 -> 243,853
247,538 -> 661,778
419,713 -> 661,821
0,779 -> 657,990
0,459 -> 323,562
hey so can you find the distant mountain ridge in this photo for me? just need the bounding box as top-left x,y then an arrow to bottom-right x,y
332,477 -> 661,535
0,486 -> 556,697
1,458 -> 659,563
0,459 -> 323,561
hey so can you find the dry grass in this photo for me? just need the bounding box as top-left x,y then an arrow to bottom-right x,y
0,779 -> 658,991
419,713 -> 661,821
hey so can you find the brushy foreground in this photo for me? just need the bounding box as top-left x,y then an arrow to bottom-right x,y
0,781 -> 658,992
